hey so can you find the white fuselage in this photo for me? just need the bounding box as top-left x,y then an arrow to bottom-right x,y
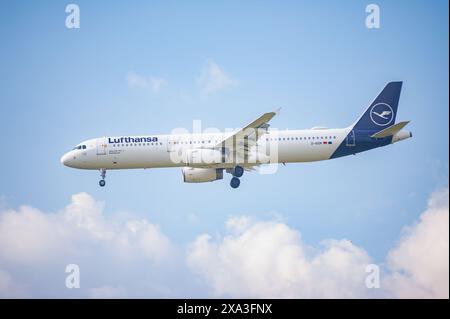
60,82 -> 412,188
60,128 -> 352,170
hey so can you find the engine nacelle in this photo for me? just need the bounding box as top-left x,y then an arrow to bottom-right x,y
183,149 -> 223,167
182,167 -> 224,183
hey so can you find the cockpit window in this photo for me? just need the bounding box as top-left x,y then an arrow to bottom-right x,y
73,145 -> 86,150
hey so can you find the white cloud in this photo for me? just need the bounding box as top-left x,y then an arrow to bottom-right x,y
0,269 -> 22,298
0,193 -> 172,266
384,188 -> 449,298
0,188 -> 448,298
198,60 -> 237,95
187,188 -> 449,298
0,193 -> 176,297
225,215 -> 254,234
126,72 -> 168,93
0,195 -> 6,210
0,205 -> 69,264
187,219 -> 373,298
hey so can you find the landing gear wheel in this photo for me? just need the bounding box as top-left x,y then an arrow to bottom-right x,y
233,166 -> 244,178
230,177 -> 240,189
99,169 -> 106,187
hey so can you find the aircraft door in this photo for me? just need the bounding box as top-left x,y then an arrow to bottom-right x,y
97,138 -> 107,155
346,130 -> 356,147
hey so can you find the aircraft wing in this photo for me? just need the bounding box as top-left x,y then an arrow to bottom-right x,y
214,108 -> 280,151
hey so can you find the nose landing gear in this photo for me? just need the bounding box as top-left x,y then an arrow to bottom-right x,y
99,169 -> 106,187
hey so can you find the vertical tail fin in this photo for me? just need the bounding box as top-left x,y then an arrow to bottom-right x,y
352,81 -> 403,131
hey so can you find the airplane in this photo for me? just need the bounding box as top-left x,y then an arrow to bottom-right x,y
60,81 -> 412,188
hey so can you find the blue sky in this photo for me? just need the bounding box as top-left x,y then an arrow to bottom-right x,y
0,1 -> 448,298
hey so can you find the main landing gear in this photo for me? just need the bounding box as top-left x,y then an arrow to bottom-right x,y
99,169 -> 106,187
230,177 -> 240,188
229,166 -> 244,189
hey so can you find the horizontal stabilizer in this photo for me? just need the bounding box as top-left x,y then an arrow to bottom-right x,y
371,121 -> 410,138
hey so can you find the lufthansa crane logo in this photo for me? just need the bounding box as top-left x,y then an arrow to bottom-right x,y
370,103 -> 394,126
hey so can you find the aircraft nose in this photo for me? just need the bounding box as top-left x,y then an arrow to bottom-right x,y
60,153 -> 71,166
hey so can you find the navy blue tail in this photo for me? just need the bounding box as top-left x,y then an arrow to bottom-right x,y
330,81 -> 403,159
352,81 -> 402,132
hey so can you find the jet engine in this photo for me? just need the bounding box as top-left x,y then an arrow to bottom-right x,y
182,167 -> 224,183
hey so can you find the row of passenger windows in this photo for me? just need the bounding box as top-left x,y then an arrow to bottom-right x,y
266,136 -> 337,141
171,136 -> 338,144
171,140 -> 218,145
112,142 -> 163,147
110,136 -> 338,148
